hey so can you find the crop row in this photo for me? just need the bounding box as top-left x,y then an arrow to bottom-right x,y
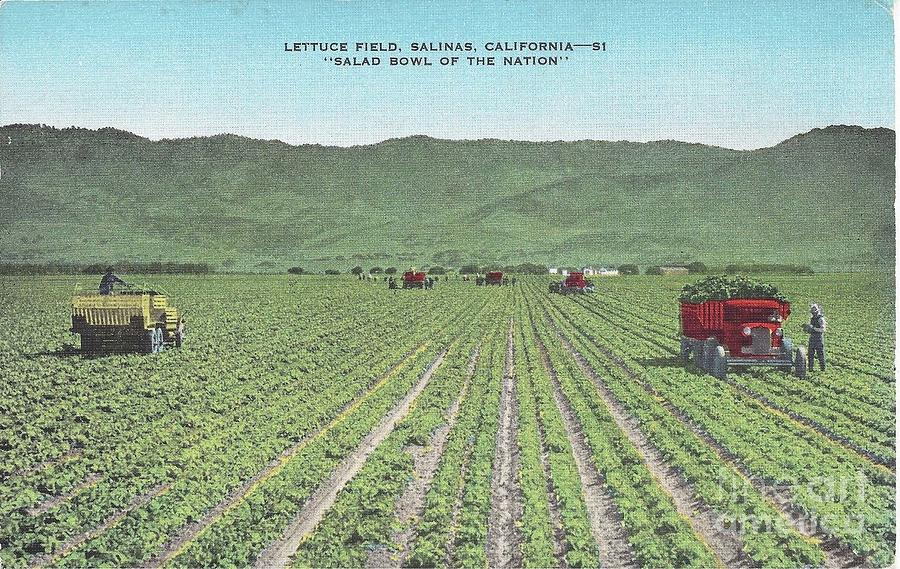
533,287 -> 827,567
526,291 -> 718,567
545,287 -> 895,566
573,292 -> 895,463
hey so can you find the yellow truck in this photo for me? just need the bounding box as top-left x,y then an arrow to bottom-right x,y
71,288 -> 185,354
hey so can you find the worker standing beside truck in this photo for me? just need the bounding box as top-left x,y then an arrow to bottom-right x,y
98,267 -> 127,295
804,303 -> 827,372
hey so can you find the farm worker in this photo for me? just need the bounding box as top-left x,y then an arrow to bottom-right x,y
804,303 -> 827,371
98,267 -> 127,295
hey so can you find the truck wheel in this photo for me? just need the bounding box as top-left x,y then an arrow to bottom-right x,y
155,328 -> 164,353
140,330 -> 156,354
712,346 -> 727,379
175,330 -> 184,348
701,338 -> 718,371
794,347 -> 808,379
693,339 -> 705,369
680,337 -> 692,363
81,333 -> 95,355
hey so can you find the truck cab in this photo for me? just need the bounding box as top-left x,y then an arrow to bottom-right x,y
680,298 -> 804,378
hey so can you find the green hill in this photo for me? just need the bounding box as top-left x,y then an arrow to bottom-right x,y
0,124 -> 893,272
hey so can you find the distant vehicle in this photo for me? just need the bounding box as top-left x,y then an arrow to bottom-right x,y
680,298 -> 806,379
549,271 -> 595,294
478,271 -> 506,286
71,286 -> 185,354
402,271 -> 429,289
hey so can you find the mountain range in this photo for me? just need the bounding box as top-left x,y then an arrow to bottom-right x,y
0,123 -> 893,272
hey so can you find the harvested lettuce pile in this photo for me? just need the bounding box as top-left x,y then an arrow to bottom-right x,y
679,275 -> 787,303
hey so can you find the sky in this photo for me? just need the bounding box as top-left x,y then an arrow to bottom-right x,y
0,0 -> 894,149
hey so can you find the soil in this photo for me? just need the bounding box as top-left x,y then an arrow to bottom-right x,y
532,326 -> 639,569
552,314 -> 866,569
11,448 -> 83,480
365,347 -> 481,569
143,346 -> 425,568
252,348 -> 450,569
27,473 -> 102,517
485,322 -> 526,568
28,482 -> 171,569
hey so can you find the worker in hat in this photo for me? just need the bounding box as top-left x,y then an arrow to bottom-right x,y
803,303 -> 827,371
98,267 -> 127,295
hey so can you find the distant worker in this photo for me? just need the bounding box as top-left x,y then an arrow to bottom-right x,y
803,303 -> 827,372
98,267 -> 127,295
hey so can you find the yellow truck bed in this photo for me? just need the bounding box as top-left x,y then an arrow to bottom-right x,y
70,291 -> 184,354
71,294 -> 153,329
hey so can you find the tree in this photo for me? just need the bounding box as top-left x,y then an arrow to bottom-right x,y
385,267 -> 397,275
324,269 -> 340,275
350,266 -> 364,276
370,266 -> 383,275
618,264 -> 639,275
686,261 -> 707,274
287,267 -> 305,275
514,262 -> 549,275
428,265 -> 447,275
459,264 -> 479,275
645,266 -> 662,275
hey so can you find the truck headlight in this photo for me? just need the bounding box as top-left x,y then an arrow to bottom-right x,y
742,326 -> 752,336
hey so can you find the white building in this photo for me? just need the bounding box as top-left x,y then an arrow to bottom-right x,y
548,267 -> 559,274
582,266 -> 619,276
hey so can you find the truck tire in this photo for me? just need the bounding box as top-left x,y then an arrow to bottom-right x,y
701,338 -> 718,371
81,333 -> 96,355
712,346 -> 727,379
140,330 -> 155,354
141,329 -> 163,354
680,337 -> 692,363
693,339 -> 705,369
794,347 -> 808,379
175,329 -> 184,348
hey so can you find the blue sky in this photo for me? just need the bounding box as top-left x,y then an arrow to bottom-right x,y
0,0 -> 893,149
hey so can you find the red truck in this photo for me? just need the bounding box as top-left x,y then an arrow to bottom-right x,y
402,271 -> 428,289
549,271 -> 595,294
680,298 -> 806,379
478,271 -> 505,286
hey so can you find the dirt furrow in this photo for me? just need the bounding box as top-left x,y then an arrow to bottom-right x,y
366,346 -> 481,569
486,321 -> 525,568
718,375 -> 895,472
253,347 -> 450,569
552,325 -> 748,567
551,318 -> 864,568
8,448 -> 83,480
570,296 -> 895,473
531,324 -> 638,569
26,473 -> 102,517
531,376 -> 570,566
28,482 -> 172,569
143,344 -> 426,569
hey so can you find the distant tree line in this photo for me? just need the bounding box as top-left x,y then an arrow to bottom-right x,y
645,262 -> 707,275
287,260 -> 818,278
724,263 -> 814,275
0,261 -> 215,275
458,262 -> 549,275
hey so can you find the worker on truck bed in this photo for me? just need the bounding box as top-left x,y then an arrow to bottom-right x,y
803,303 -> 827,371
98,267 -> 127,295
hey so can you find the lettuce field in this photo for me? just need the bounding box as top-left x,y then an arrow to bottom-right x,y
0,274 -> 894,568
